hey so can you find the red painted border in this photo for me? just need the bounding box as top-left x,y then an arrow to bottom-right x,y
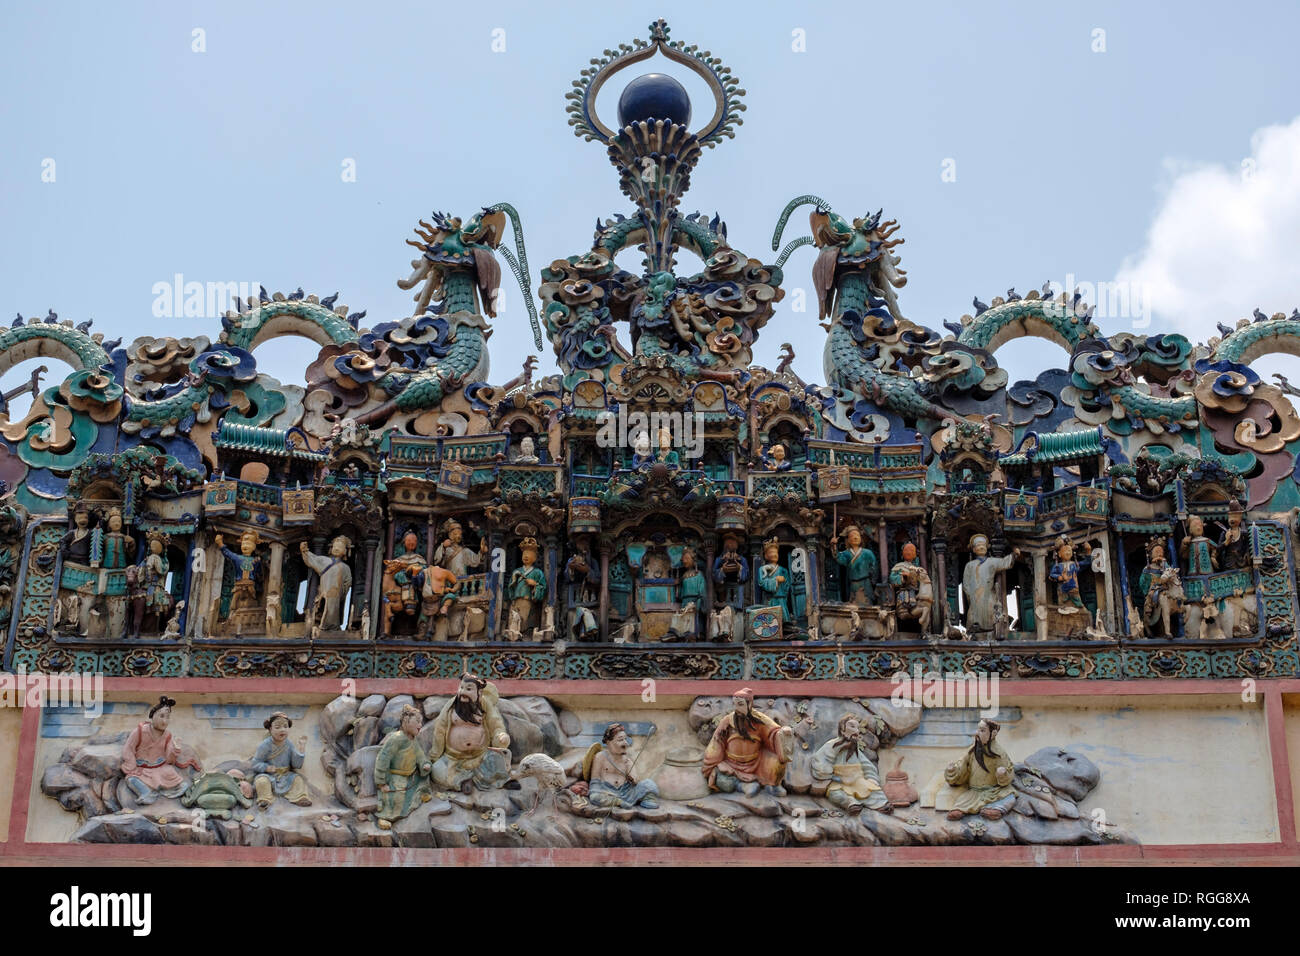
79,676 -> 1300,696
6,677 -> 1296,864
1266,690 -> 1297,844
1,841 -> 1296,866
7,704 -> 40,846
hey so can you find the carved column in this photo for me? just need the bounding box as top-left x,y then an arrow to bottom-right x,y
487,530 -> 504,641
803,535 -> 820,608
361,537 -> 379,634
1115,536 -> 1132,636
1093,536 -> 1113,632
266,541 -> 286,635
1033,549 -> 1048,641
995,545 -> 1011,641
1166,532 -> 1180,637
877,518 -> 889,591
933,542 -> 949,631
598,543 -> 610,642
369,540 -> 384,639
177,541 -> 194,637
544,532 -> 560,632
191,537 -> 218,639
704,544 -> 716,615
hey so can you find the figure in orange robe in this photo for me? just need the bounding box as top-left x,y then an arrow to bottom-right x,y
701,688 -> 793,796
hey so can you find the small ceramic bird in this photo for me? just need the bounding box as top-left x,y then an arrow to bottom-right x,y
514,753 -> 567,812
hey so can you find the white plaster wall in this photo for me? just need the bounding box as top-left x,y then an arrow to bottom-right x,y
895,694 -> 1276,845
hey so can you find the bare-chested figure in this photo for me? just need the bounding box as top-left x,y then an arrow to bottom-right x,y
427,674 -> 517,793
585,723 -> 659,808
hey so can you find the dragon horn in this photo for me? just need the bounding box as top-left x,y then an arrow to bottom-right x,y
486,202 -> 543,350
771,194 -> 831,251
775,235 -> 814,269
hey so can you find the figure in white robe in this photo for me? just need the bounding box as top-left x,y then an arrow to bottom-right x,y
301,536 -> 354,630
961,535 -> 1018,634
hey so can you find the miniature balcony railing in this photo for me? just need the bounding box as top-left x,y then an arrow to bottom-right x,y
498,464 -> 563,497
385,433 -> 510,471
1004,480 -> 1110,528
1180,568 -> 1255,602
807,440 -> 924,470
236,480 -> 283,506
570,473 -> 610,497
456,573 -> 488,600
747,470 -> 811,504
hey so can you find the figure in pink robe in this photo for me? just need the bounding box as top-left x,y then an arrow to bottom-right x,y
120,696 -> 201,804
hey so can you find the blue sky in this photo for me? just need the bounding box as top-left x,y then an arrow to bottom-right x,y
2,0 -> 1298,396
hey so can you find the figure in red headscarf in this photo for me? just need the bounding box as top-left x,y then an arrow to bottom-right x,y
701,688 -> 794,797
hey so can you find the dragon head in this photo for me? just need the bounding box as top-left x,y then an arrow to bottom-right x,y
810,207 -> 908,321
398,208 -> 508,318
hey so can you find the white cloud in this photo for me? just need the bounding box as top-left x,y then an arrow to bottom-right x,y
1115,116 -> 1300,345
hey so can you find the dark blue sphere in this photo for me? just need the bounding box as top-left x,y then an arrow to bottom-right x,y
617,73 -> 691,129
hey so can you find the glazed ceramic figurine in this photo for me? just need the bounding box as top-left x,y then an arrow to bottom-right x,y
420,564 -> 459,629
565,534 -> 600,604
56,502 -> 95,634
507,537 -> 547,632
655,423 -> 680,465
215,530 -> 264,617
676,546 -> 706,635
120,696 -> 201,804
433,519 -> 485,578
382,528 -> 428,635
944,718 -> 1016,821
251,712 -> 311,808
889,542 -> 933,632
1181,515 -> 1218,575
515,435 -> 540,464
631,430 -> 655,469
810,714 -> 891,813
1048,537 -> 1091,608
138,531 -> 172,622
961,535 -> 1019,634
712,534 -> 750,588
100,507 -> 134,571
1138,542 -> 1172,634
833,526 -> 878,605
374,705 -> 432,829
1219,501 -> 1251,570
426,674 -> 516,793
584,723 -> 660,808
762,442 -> 792,471
701,688 -> 794,796
756,538 -> 796,621
301,535 -> 354,630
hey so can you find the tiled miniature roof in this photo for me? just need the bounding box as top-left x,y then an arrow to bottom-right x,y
215,421 -> 327,460
1001,428 -> 1104,467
